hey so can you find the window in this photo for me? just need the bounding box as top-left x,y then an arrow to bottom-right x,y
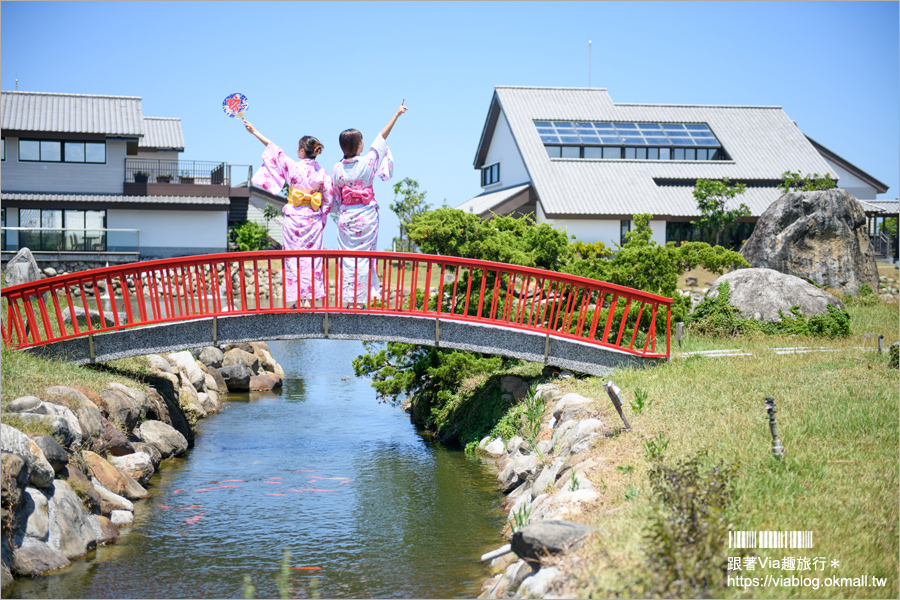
482,162 -> 500,186
18,139 -> 106,163
536,120 -> 728,161
18,208 -> 107,251
1,138 -> 5,161
620,220 -> 631,245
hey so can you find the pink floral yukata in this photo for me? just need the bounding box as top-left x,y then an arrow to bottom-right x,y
331,134 -> 393,305
251,143 -> 334,303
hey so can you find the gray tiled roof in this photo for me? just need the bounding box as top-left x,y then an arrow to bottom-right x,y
1,91 -> 144,137
457,183 -> 531,216
859,199 -> 899,215
140,117 -> 184,150
1,193 -> 230,206
477,86 -> 840,218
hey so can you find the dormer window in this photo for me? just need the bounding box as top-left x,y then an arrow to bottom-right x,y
482,162 -> 500,186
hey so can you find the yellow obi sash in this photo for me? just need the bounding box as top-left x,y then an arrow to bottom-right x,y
287,188 -> 322,211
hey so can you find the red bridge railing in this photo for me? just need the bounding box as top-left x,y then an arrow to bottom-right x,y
1,251 -> 672,359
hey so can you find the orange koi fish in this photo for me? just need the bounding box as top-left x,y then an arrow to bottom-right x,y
184,514 -> 205,525
291,566 -> 323,571
180,505 -> 203,510
172,489 -> 184,494
156,504 -> 171,509
338,480 -> 352,485
219,479 -> 245,483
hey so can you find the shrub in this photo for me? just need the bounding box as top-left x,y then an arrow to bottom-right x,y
229,220 -> 271,252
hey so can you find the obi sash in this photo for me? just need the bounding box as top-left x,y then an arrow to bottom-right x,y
287,188 -> 322,211
341,186 -> 376,206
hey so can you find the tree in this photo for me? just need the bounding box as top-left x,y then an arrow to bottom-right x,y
777,171 -> 837,194
692,178 -> 751,246
390,178 -> 430,253
262,204 -> 280,236
229,220 -> 271,251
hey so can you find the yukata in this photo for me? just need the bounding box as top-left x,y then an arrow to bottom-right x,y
331,134 -> 393,306
251,143 -> 334,303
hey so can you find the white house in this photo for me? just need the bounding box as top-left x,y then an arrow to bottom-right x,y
460,86 -> 890,249
1,91 -> 254,263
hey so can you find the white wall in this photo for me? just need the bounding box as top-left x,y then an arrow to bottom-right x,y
538,216 -> 667,248
481,110 -> 530,192
820,156 -> 880,200
108,209 -> 227,257
1,137 -> 127,194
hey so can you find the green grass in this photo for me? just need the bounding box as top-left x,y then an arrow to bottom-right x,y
560,299 -> 899,598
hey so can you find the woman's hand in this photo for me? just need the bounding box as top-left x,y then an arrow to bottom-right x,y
396,99 -> 408,117
243,119 -> 257,135
244,119 -> 271,147
381,100 -> 408,140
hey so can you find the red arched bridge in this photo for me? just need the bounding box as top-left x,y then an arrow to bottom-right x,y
1,251 -> 672,376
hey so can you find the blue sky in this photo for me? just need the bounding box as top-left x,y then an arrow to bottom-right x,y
2,1 -> 898,249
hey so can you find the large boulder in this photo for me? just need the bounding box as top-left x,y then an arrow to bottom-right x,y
97,389 -> 140,430
511,520 -> 597,564
705,268 -> 846,322
169,351 -> 206,390
101,420 -> 135,457
223,348 -> 260,374
45,480 -> 103,559
32,437 -> 68,474
11,542 -> 70,576
1,424 -> 55,488
26,402 -> 82,448
219,364 -> 252,391
82,451 -> 127,497
4,248 -> 41,288
108,452 -> 154,487
136,420 -> 188,459
741,189 -> 878,296
197,346 -> 225,369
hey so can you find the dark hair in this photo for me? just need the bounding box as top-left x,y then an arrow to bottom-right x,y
298,136 -> 323,159
339,129 -> 363,159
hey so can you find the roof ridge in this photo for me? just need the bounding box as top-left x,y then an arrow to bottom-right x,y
496,85 -> 609,91
617,102 -> 782,109
1,90 -> 143,100
143,116 -> 181,121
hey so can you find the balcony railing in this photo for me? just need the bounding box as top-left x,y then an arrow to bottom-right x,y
125,159 -> 253,187
1,227 -> 139,254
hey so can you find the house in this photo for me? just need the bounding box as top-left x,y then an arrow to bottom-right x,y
0,90 -> 255,267
460,86 -> 891,251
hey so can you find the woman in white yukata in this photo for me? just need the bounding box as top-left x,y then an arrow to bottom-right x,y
243,121 -> 334,309
332,101 -> 408,308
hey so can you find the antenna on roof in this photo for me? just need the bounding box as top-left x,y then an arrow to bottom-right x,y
588,41 -> 592,88
15,73 -> 18,91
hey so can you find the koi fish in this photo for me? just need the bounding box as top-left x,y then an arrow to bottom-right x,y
291,566 -> 322,571
172,489 -> 184,494
290,470 -> 315,473
306,488 -> 337,493
264,481 -> 282,485
184,514 -> 205,525
156,504 -> 171,509
219,479 -> 245,483
306,480 -> 318,484
180,505 -> 203,510
267,477 -> 283,480
194,488 -> 214,492
288,488 -> 305,493
338,480 -> 352,485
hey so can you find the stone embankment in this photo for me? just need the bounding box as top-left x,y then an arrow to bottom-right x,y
0,342 -> 285,591
475,383 -> 609,599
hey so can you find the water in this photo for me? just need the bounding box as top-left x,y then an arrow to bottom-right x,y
8,339 -> 507,599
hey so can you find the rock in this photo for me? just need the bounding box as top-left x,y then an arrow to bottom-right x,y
223,348 -> 260,375
74,401 -> 104,441
552,393 -> 593,420
91,479 -> 134,516
136,420 -> 188,459
219,364 -> 252,391
82,451 -> 127,496
506,436 -> 525,454
705,268 -> 846,323
205,390 -> 221,412
107,383 -> 152,420
516,566 -> 561,599
501,376 -> 530,400
109,452 -> 154,487
1,453 -> 28,529
169,351 -> 206,390
95,515 -> 119,544
98,389 -> 140,430
207,367 -> 228,395
132,442 -> 161,471
197,346 -> 225,368
110,510 -> 133,528
32,437 -> 68,474
27,403 -> 82,448
4,248 -> 41,288
63,464 -> 100,513
685,275 -> 699,287
42,267 -> 58,278
532,458 -> 565,500
511,520 -> 597,564
483,437 -> 506,457
11,543 -> 70,575
118,471 -> 149,500
146,354 -> 173,374
102,421 -> 135,457
62,305 -> 116,328
44,386 -> 91,409
45,479 -> 103,559
20,486 -> 50,542
740,189 -> 878,296
179,384 -> 207,420
203,373 -> 220,392
4,396 -> 42,413
1,424 -> 55,488
558,418 -> 604,457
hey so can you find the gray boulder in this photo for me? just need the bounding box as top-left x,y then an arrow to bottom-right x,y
109,452 -> 154,487
1,424 -> 55,488
740,189 -> 878,296
98,389 -> 140,430
705,268 -> 845,323
12,543 -> 70,576
146,354 -> 173,374
511,520 -> 597,564
198,346 -> 225,368
45,480 -> 103,559
26,402 -> 82,448
222,348 -> 260,374
169,351 -> 205,390
4,248 -> 41,288
132,442 -> 162,470
136,420 -> 188,459
207,366 -> 228,394
107,383 -> 152,420
101,420 -> 134,457
219,364 -> 252,391
32,437 -> 68,474
4,396 -> 42,413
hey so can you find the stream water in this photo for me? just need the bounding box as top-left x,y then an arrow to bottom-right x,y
7,339 -> 507,599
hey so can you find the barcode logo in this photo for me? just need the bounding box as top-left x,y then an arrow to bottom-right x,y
729,531 -> 813,549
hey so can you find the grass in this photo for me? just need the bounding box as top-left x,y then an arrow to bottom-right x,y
557,298 -> 899,598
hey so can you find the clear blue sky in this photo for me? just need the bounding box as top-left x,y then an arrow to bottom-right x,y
2,1 -> 898,249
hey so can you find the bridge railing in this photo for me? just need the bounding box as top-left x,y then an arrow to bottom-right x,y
1,250 -> 672,359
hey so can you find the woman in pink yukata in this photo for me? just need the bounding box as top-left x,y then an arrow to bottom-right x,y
332,101 -> 408,308
243,120 -> 334,309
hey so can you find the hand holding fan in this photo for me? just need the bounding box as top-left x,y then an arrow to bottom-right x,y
223,93 -> 249,119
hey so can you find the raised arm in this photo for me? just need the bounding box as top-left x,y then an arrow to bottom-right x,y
379,100 -> 408,141
243,119 -> 272,147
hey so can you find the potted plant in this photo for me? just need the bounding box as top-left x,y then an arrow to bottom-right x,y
133,171 -> 150,183
179,173 -> 195,184
157,173 -> 173,183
